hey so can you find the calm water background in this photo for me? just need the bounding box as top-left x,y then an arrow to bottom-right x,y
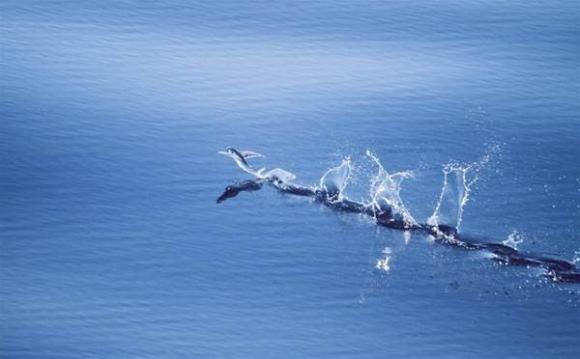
1,1 -> 580,358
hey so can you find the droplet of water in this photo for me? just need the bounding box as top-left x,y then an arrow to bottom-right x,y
375,257 -> 391,272
376,247 -> 392,272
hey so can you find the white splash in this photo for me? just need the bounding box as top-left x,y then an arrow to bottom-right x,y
366,150 -> 417,226
502,230 -> 524,250
428,164 -> 475,232
375,247 -> 392,272
428,146 -> 498,232
319,157 -> 352,199
257,168 -> 297,183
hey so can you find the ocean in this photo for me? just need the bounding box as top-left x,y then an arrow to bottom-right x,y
1,1 -> 579,357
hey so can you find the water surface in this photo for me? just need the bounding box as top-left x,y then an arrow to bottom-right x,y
1,1 -> 580,358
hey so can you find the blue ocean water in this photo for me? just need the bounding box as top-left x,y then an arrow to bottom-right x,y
1,1 -> 579,357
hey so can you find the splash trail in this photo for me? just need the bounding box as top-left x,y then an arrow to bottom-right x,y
217,147 -> 580,283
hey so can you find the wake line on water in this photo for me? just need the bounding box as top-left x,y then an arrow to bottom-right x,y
217,146 -> 580,283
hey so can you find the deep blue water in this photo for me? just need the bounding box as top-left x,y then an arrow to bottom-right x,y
1,1 -> 580,358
